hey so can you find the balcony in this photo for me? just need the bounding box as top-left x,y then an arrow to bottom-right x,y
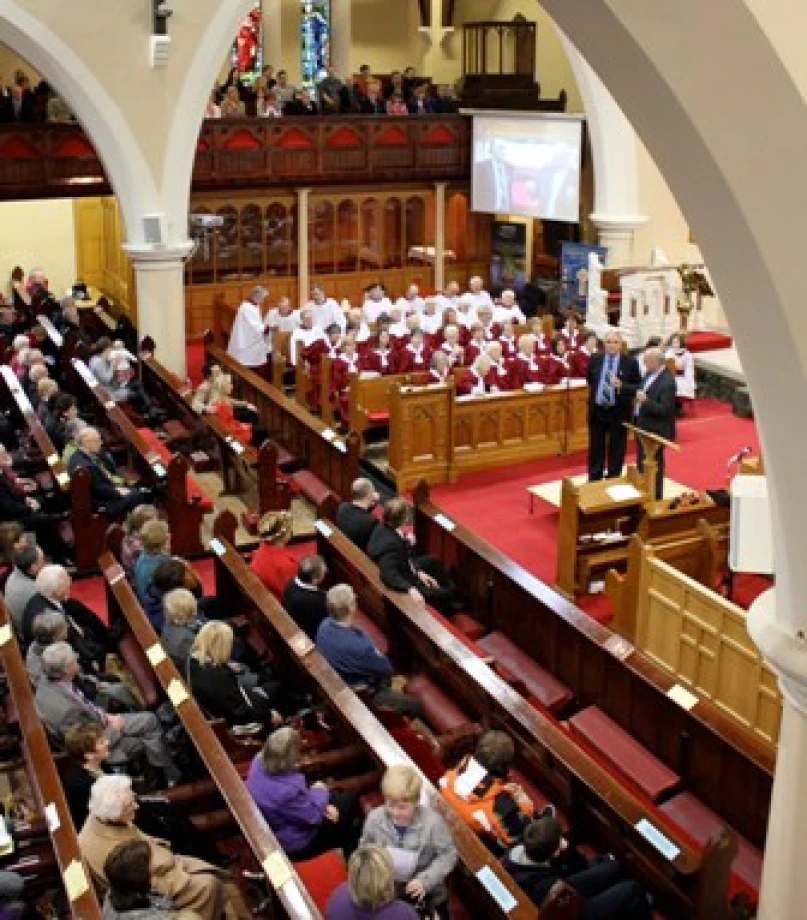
0,114 -> 471,201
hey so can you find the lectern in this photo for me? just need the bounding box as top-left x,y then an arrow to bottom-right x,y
624,422 -> 681,499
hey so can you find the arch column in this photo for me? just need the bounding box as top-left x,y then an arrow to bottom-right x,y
330,0 -> 352,77
124,243 -> 194,378
263,0 -> 282,68
433,181 -> 447,292
558,33 -> 647,267
297,187 -> 311,307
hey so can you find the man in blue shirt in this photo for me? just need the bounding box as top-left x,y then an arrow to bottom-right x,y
316,584 -> 423,718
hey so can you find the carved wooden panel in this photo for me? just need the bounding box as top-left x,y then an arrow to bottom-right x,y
636,557 -> 781,744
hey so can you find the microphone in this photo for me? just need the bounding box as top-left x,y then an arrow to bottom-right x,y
727,446 -> 753,468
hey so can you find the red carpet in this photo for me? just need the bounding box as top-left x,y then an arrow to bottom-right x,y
686,330 -> 732,352
429,399 -> 761,621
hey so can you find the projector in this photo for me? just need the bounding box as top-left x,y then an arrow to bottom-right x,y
190,214 -> 224,229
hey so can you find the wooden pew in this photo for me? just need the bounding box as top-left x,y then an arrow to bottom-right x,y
409,484 -> 774,855
70,358 -> 211,557
606,534 -> 780,751
388,380 -> 590,491
0,598 -> 105,919
98,552 -> 327,920
313,521 -> 737,919
140,355 -> 291,517
205,342 -> 360,508
205,532 -> 576,920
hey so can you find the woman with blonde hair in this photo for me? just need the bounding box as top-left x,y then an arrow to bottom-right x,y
247,726 -> 360,861
208,373 -> 268,448
187,621 -> 285,729
360,765 -> 456,918
326,846 -> 418,920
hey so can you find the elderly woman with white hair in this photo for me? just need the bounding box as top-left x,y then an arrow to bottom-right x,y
34,642 -> 181,785
78,775 -> 250,920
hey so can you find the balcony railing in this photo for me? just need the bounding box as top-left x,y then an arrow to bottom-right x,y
0,115 -> 471,201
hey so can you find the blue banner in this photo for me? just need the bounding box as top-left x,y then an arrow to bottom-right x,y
560,242 -> 608,314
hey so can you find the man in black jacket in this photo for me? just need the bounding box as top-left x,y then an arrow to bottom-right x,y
66,426 -> 152,517
585,330 -> 641,481
503,816 -> 652,919
366,498 -> 459,613
336,477 -> 380,553
633,347 -> 677,499
281,555 -> 329,641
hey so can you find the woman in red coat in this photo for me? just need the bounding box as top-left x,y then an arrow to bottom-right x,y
210,373 -> 268,446
249,510 -> 297,599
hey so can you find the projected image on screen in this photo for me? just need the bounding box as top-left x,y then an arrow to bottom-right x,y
472,115 -> 583,223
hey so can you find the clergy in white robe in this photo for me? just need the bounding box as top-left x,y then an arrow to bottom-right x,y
227,286 -> 270,368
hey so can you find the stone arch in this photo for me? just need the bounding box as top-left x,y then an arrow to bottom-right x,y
0,4 -> 158,244
537,1 -> 807,915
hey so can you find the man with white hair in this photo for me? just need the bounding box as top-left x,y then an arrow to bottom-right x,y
78,775 -> 248,920
466,275 -> 494,313
633,346 -> 677,499
21,563 -> 118,665
227,285 -> 271,372
336,477 -> 380,553
493,289 -> 527,325
67,426 -> 153,517
35,644 -> 181,785
307,283 -> 346,331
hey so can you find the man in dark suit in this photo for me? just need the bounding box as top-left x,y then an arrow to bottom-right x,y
633,347 -> 677,499
366,498 -> 459,613
281,555 -> 329,641
336,477 -> 380,553
586,330 -> 641,481
66,426 -> 152,517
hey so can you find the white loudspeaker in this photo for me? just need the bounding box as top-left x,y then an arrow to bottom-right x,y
150,34 -> 171,68
143,213 -> 166,246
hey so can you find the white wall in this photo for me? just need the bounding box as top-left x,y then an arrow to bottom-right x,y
0,199 -> 76,299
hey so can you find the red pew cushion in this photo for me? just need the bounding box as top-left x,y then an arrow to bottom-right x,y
290,469 -> 334,507
568,705 -> 681,803
365,411 -> 390,424
426,606 -> 493,661
137,428 -> 214,511
476,631 -> 574,715
404,673 -> 474,734
295,850 -> 348,911
450,613 -> 487,641
353,608 -> 389,656
658,791 -> 762,895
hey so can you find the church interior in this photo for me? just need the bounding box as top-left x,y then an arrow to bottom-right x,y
0,2 -> 802,919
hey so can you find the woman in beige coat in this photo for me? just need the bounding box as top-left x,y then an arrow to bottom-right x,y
78,775 -> 250,920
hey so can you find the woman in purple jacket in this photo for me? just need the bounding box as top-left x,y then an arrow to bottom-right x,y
326,846 -> 418,920
246,726 -> 360,860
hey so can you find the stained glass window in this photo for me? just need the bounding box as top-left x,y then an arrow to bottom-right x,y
232,2 -> 263,79
300,0 -> 330,87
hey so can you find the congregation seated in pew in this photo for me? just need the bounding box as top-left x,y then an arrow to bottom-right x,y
282,554 -> 330,641
249,509 -> 298,598
35,642 -> 182,784
326,846 -> 420,920
336,478 -> 382,554
360,765 -> 457,919
62,721 -> 228,867
316,583 -> 424,718
3,541 -> 44,633
67,426 -> 154,518
78,775 -> 249,920
366,499 -> 458,613
503,816 -> 653,920
246,725 -> 361,862
160,586 -> 206,671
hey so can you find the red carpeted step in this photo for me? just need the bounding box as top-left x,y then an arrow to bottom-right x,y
295,850 -> 348,911
568,705 -> 681,803
686,331 -> 732,353
476,631 -> 574,715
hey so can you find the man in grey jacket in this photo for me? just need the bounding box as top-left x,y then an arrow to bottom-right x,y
4,544 -> 43,636
34,642 -> 181,785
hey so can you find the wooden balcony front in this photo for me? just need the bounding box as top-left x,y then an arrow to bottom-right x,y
0,115 -> 471,201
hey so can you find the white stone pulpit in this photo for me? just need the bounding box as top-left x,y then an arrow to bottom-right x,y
617,266 -> 682,348
584,252 -> 610,334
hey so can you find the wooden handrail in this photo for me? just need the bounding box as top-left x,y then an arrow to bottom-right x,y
0,598 -> 104,920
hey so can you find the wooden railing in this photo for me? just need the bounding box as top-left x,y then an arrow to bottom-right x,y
0,115 -> 471,200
